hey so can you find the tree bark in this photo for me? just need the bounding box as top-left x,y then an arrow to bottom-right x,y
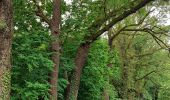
66,43 -> 90,100
0,0 -> 13,99
49,0 -> 61,99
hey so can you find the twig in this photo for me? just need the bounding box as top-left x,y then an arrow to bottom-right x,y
32,0 -> 51,25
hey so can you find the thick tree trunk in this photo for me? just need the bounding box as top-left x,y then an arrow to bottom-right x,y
49,0 -> 61,99
66,43 -> 90,100
0,0 -> 13,99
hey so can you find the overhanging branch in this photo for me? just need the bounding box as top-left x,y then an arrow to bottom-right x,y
121,27 -> 170,49
86,0 -> 155,43
136,67 -> 170,81
109,10 -> 152,42
135,70 -> 156,81
129,48 -> 163,59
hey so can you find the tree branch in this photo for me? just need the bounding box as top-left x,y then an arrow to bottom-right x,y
147,30 -> 169,48
135,70 -> 156,81
109,10 -> 152,42
129,48 -> 163,59
32,0 -> 51,25
85,0 -> 155,43
136,67 -> 170,81
121,27 -> 170,49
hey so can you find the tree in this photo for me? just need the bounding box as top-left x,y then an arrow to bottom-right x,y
0,0 -> 13,99
9,0 -> 170,99
33,0 -> 61,99
105,7 -> 170,99
67,0 -> 155,99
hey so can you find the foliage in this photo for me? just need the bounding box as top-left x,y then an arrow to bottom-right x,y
9,0 -> 170,100
11,32 -> 52,99
78,40 -> 117,99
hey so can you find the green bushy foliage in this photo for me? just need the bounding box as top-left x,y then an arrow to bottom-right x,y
78,39 -> 117,100
11,31 -> 69,100
11,32 -> 53,99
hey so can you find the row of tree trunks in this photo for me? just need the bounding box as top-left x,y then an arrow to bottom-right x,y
0,0 -> 13,99
0,0 -> 155,100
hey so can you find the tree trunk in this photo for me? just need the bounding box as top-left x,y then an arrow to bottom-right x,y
64,71 -> 70,100
102,89 -> 109,100
0,0 -> 13,99
102,29 -> 114,100
151,85 -> 159,100
118,36 -> 129,99
120,47 -> 128,99
49,0 -> 61,99
135,80 -> 145,100
66,43 -> 90,100
119,36 -> 136,100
